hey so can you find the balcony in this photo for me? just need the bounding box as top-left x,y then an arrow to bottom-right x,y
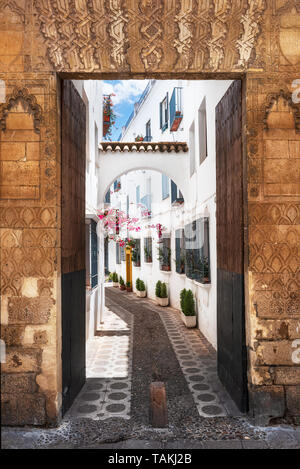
170,87 -> 183,132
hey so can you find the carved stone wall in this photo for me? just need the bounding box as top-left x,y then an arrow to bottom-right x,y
0,0 -> 300,425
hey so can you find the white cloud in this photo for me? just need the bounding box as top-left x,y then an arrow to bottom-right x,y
103,80 -> 149,106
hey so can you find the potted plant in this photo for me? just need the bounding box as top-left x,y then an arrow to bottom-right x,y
126,281 -> 132,292
175,254 -> 185,274
180,289 -> 196,328
155,280 -> 169,306
136,278 -> 146,298
119,276 -> 126,291
112,272 -> 119,287
135,134 -> 144,142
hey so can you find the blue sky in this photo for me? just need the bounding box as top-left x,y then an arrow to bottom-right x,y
103,80 -> 149,141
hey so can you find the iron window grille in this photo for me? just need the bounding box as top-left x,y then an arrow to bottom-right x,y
158,237 -> 171,271
184,218 -> 210,284
175,228 -> 185,274
90,220 -> 98,289
132,239 -> 141,267
144,237 -> 153,263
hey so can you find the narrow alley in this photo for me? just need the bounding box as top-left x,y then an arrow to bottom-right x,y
3,288 -> 300,449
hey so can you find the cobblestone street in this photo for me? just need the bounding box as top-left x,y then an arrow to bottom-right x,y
2,287 -> 300,449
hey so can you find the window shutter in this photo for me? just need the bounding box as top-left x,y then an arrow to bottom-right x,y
159,101 -> 162,129
165,92 -> 169,128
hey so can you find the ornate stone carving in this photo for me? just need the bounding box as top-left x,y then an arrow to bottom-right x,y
33,0 -> 268,73
0,88 -> 42,133
139,0 -> 164,70
263,89 -> 300,132
235,0 -> 265,68
174,0 -> 195,70
35,0 -> 129,72
207,0 -> 230,71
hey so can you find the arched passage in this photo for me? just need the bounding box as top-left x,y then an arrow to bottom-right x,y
98,142 -> 189,204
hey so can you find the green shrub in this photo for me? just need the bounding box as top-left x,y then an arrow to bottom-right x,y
180,288 -> 187,313
160,282 -> 168,298
155,280 -> 162,298
119,276 -> 125,286
136,278 -> 141,291
139,280 -> 146,291
126,281 -> 131,287
183,289 -> 196,316
112,272 -> 118,282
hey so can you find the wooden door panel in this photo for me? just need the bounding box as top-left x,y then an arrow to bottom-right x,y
61,80 -> 86,415
216,80 -> 248,412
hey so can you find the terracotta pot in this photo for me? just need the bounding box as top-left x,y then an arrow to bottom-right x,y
180,311 -> 196,328
126,286 -> 132,292
136,290 -> 146,298
162,265 -> 170,271
119,285 -> 126,291
156,296 -> 169,307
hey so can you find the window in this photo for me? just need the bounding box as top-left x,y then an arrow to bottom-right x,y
132,239 -> 141,267
104,190 -> 110,204
114,178 -> 121,192
162,174 -> 169,199
189,121 -> 195,176
159,93 -> 168,131
175,229 -> 185,274
199,97 -> 207,164
171,181 -> 184,205
145,120 -> 152,142
104,236 -> 109,275
170,87 -> 183,131
157,237 -> 171,271
90,220 -> 98,288
144,237 -> 153,262
141,178 -> 151,217
116,243 -> 121,264
121,244 -> 125,262
185,218 -> 210,284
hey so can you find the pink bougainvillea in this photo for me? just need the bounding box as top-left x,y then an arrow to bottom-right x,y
98,208 -> 166,244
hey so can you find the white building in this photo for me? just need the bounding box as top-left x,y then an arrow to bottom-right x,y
73,80 -> 103,341
105,79 -> 232,349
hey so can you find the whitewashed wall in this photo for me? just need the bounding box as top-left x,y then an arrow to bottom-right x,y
73,80 -> 103,341
107,80 -> 232,349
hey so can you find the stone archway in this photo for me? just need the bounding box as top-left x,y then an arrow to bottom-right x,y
1,1 -> 300,426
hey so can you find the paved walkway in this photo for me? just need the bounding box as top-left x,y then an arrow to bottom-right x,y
2,287 -> 300,449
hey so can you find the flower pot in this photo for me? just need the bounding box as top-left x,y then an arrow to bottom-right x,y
119,285 -> 126,291
180,311 -> 196,328
162,265 -> 170,271
126,286 -> 132,292
113,282 -> 119,287
156,296 -> 169,307
136,290 -> 146,298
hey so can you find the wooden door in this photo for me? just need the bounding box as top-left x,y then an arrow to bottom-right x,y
61,80 -> 86,415
216,80 -> 248,412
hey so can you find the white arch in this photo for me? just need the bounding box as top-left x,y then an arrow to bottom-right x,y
98,150 -> 190,204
